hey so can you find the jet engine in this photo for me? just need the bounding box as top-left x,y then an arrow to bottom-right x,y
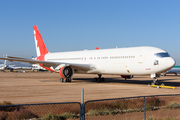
59,66 -> 74,80
121,75 -> 134,80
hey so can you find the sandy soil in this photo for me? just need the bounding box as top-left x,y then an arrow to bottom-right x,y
0,72 -> 180,104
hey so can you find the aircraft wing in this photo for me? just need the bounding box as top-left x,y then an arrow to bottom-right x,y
0,56 -> 93,71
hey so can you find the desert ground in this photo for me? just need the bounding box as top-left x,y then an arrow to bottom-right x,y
0,72 -> 180,104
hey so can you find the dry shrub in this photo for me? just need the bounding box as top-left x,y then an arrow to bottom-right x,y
41,113 -> 65,120
60,112 -> 76,119
0,101 -> 12,105
25,103 -> 80,117
85,98 -> 144,113
146,97 -> 165,107
0,101 -> 19,112
6,109 -> 37,120
166,102 -> 180,109
0,111 -> 8,120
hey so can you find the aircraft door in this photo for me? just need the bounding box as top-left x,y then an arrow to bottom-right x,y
138,53 -> 144,63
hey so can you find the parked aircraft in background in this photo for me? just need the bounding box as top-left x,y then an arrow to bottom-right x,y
6,64 -> 32,72
0,60 -> 7,71
0,25 -> 175,85
0,56 -> 46,72
31,58 -> 47,71
0,55 -> 32,72
163,66 -> 180,76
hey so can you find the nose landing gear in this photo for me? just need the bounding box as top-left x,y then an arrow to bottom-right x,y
151,74 -> 161,85
152,78 -> 159,85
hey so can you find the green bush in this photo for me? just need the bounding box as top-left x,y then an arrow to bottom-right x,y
87,108 -> 120,116
60,112 -> 76,119
146,116 -> 154,120
41,113 -> 64,120
41,112 -> 76,120
145,106 -> 154,111
166,102 -> 180,109
165,117 -> 177,120
86,109 -> 100,116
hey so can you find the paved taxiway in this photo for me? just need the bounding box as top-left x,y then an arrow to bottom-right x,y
0,72 -> 180,104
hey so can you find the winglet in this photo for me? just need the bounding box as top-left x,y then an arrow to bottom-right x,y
33,25 -> 49,57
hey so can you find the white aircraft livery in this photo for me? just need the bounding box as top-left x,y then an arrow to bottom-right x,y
0,25 -> 175,84
0,60 -> 7,71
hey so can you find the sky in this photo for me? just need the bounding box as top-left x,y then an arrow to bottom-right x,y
0,0 -> 180,65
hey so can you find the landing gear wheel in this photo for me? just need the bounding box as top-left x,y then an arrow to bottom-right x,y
60,78 -> 64,82
60,78 -> 72,83
94,74 -> 105,82
101,77 -> 105,82
97,78 -> 101,83
66,78 -> 72,82
94,78 -> 98,82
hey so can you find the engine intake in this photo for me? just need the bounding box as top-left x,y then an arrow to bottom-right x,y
59,66 -> 73,79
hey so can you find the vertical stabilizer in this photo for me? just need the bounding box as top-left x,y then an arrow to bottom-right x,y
33,25 -> 49,57
4,60 -> 6,65
4,54 -> 7,65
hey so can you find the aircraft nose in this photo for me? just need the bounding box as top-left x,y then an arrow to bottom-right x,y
167,57 -> 175,69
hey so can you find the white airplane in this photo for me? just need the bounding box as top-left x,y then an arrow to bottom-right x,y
0,59 -> 32,72
7,64 -> 32,71
31,57 -> 47,71
0,25 -> 175,85
0,60 -> 7,71
0,55 -> 32,72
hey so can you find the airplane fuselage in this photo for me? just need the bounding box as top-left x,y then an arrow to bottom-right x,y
44,46 -> 175,76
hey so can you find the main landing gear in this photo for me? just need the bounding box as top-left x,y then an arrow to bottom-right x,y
60,78 -> 72,83
94,74 -> 105,82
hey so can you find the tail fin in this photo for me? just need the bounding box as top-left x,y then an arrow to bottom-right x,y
3,60 -> 6,65
33,25 -> 49,57
4,54 -> 7,65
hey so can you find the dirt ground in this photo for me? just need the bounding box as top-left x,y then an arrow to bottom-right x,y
0,72 -> 180,104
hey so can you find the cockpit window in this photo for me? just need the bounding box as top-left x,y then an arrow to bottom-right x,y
154,52 -> 170,58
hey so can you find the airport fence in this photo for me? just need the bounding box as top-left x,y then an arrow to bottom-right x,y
84,94 -> 180,120
1,94 -> 180,120
0,102 -> 81,120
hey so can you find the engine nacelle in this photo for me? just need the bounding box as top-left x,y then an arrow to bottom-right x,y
121,75 -> 134,80
59,66 -> 74,80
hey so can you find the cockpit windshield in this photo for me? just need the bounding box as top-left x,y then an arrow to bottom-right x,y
154,52 -> 171,58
